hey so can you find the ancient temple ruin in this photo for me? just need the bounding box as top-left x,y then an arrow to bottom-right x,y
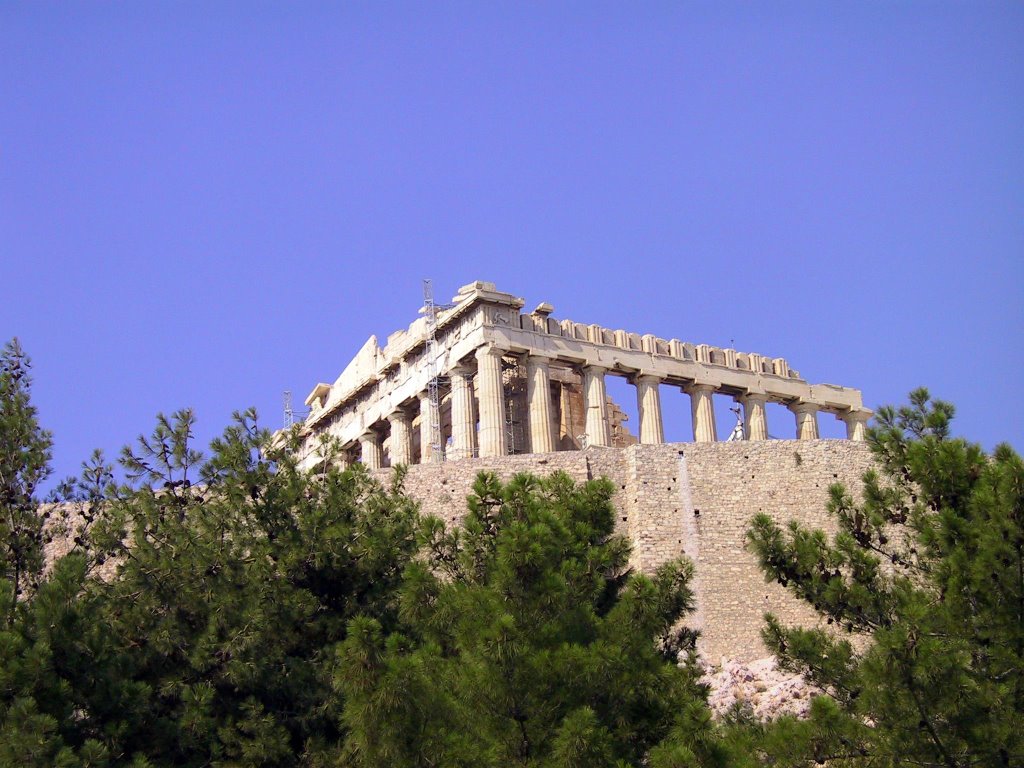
294,281 -> 871,471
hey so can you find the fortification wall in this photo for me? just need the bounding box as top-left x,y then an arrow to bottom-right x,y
375,439 -> 874,663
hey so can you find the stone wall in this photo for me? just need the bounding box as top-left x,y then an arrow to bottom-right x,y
372,439 -> 874,662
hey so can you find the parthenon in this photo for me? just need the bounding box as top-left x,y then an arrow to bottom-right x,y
294,281 -> 871,471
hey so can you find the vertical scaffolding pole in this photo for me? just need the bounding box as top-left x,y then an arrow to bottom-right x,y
283,390 -> 294,428
503,356 -> 525,455
423,279 -> 445,463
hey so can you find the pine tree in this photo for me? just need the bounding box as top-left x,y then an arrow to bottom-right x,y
0,338 -> 53,614
0,338 -> 428,766
747,389 -> 1024,767
336,471 -> 733,768
0,339 -> 123,767
79,410 -> 424,766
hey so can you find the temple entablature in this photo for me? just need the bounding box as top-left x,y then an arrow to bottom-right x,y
293,281 -> 871,470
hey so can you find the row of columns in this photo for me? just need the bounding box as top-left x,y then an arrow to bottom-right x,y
356,347 -> 870,467
359,345 -> 515,467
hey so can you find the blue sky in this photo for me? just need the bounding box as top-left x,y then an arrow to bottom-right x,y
2,2 -> 1021,488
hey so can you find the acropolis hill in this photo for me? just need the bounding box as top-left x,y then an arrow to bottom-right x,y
292,281 -> 875,662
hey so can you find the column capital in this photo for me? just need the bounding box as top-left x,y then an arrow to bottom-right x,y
841,408 -> 872,441
474,344 -> 508,360
632,370 -> 665,385
790,400 -> 820,440
581,362 -> 611,374
387,408 -> 412,425
681,380 -> 719,396
523,350 -> 557,366
448,361 -> 475,378
788,400 -> 819,415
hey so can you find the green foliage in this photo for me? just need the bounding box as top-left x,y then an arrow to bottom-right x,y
0,337 -> 426,767
0,339 -> 53,613
3,340 -> 733,766
18,324 -> 1019,767
335,471 -> 729,767
79,409 -> 423,766
748,388 -> 1024,767
0,339 -> 100,768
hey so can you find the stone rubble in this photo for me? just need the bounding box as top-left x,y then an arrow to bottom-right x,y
702,656 -> 822,720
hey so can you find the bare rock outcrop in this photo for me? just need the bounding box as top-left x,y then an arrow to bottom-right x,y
702,656 -> 822,720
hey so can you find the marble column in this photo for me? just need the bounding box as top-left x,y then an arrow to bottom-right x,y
387,409 -> 413,466
359,430 -> 382,469
475,346 -> 508,457
685,383 -> 718,443
634,373 -> 665,444
582,364 -> 611,447
525,354 -> 556,454
418,392 -> 434,463
449,364 -> 477,460
741,392 -> 769,441
842,410 -> 871,441
790,402 -> 820,440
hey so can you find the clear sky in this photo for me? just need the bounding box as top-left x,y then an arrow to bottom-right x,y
2,2 -> 1022,489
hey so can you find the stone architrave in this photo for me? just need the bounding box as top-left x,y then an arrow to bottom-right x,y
582,364 -> 612,447
741,392 -> 769,441
790,402 -> 820,440
449,364 -> 477,460
842,409 -> 871,441
525,354 -> 556,454
387,409 -> 413,466
634,373 -> 665,445
475,346 -> 508,457
684,383 -> 718,443
359,430 -> 382,470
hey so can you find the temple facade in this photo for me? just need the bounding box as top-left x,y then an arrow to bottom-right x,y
294,281 -> 871,471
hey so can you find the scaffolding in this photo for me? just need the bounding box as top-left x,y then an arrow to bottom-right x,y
503,356 -> 526,455
282,390 -> 309,429
283,390 -> 294,428
422,279 -> 446,463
